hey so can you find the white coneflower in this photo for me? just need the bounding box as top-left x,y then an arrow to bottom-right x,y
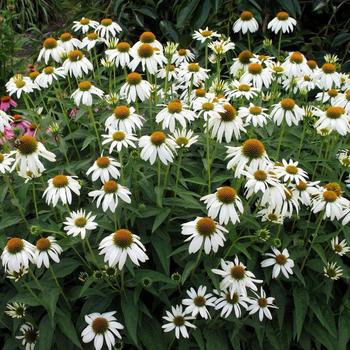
317,63 -> 341,90
156,99 -> 196,132
213,289 -> 249,318
99,229 -> 148,269
230,50 -> 253,77
182,285 -> 216,319
120,72 -> 152,103
201,186 -> 244,225
192,95 -> 225,121
246,287 -> 277,321
208,103 -> 246,143
275,159 -> 308,185
64,209 -> 98,239
193,27 -> 220,43
261,247 -> 294,279
88,180 -> 131,212
240,63 -> 272,89
6,267 -> 29,282
293,180 -> 320,206
0,110 -> 12,133
267,11 -> 297,34
139,131 -> 177,165
208,39 -> 235,57
105,104 -> 144,133
334,89 -> 350,113
313,106 -> 349,136
86,155 -> 120,182
16,323 -> 39,350
5,302 -> 26,319
105,41 -> 131,68
157,64 -> 180,81
178,62 -> 209,87
169,129 -> 198,148
81,311 -> 124,350
1,237 -> 35,272
270,98 -> 304,126
37,37 -> 65,64
35,66 -> 66,88
129,43 -> 165,74
72,17 -> 99,34
172,48 -> 195,66
233,11 -> 259,34
331,236 -> 350,256
225,81 -> 258,101
296,74 -> 316,92
80,32 -> 102,51
95,18 -> 122,40
282,51 -> 310,77
212,257 -> 262,297
239,104 -> 269,128
181,216 -> 227,254
102,130 -> 137,153
71,81 -> 104,106
324,261 -> 343,280
226,138 -> 270,178
162,305 -> 196,339
43,175 -> 81,206
277,188 -> 300,218
57,32 -> 81,52
256,206 -> 284,225
12,135 -> 56,177
34,236 -> 62,269
133,31 -> 163,52
6,74 -> 36,98
251,54 -> 275,66
315,88 -> 339,104
62,49 -> 93,78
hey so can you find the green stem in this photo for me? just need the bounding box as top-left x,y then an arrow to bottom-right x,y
247,31 -> 251,51
277,30 -> 283,57
32,182 -> 39,219
50,265 -> 70,308
88,107 -> 102,153
297,120 -> 307,159
173,150 -> 183,198
206,124 -> 211,193
157,158 -> 161,187
276,119 -> 286,160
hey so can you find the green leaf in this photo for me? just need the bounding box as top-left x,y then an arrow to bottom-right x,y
152,208 -> 171,232
151,231 -> 171,274
37,315 -> 55,350
56,309 -> 82,349
293,286 -> 309,340
42,288 -> 60,322
338,309 -> 350,350
52,258 -> 80,278
121,291 -> 139,347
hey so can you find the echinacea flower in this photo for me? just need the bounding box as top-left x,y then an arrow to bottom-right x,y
275,159 -> 308,185
230,50 -> 253,76
105,41 -> 131,68
95,18 -> 122,40
35,66 -> 66,88
43,175 -> 81,206
192,95 -> 225,121
6,75 -> 36,99
331,236 -> 350,256
293,180 -> 320,206
317,63 -> 340,90
233,11 -> 259,34
313,106 -> 349,136
57,32 -> 81,52
86,155 -> 120,182
81,311 -> 124,350
1,237 -> 35,272
98,229 -> 148,269
162,305 -> 196,339
129,43 -> 165,74
181,216 -> 227,254
0,110 -> 12,133
182,286 -> 216,319
169,129 -> 198,148
225,81 -> 259,101
139,131 -> 177,165
334,89 -> 350,113
324,261 -> 343,280
240,63 -> 272,89
120,72 -> 152,103
282,51 -> 310,77
63,209 -> 98,239
37,37 -> 65,63
239,104 -> 269,127
105,105 -> 144,133
16,323 -> 39,350
101,130 -> 137,153
88,180 -> 131,212
261,247 -> 294,278
257,206 -> 284,225
213,289 -> 249,318
12,135 -> 56,177
34,236 -> 62,268
270,98 -> 304,126
246,287 -> 277,321
133,31 -> 163,52
178,62 -> 209,86
193,27 -> 220,43
0,95 -> 17,112
62,50 -> 93,78
172,48 -> 195,66
72,17 -> 99,34
71,81 -> 104,106
5,302 -> 26,319
80,32 -> 101,51
267,11 -> 297,34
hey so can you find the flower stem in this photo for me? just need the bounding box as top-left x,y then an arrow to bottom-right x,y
32,182 -> 39,219
173,150 -> 183,198
49,265 -> 70,308
206,124 -> 211,193
276,119 -> 286,160
88,107 -> 102,153
277,30 -> 283,57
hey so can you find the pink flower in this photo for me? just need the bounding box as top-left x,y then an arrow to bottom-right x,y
0,96 -> 17,112
69,107 -> 78,118
11,114 -> 35,136
0,126 -> 14,144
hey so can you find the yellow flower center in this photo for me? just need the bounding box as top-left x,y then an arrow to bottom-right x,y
178,48 -> 187,56
201,30 -> 213,37
249,106 -> 262,115
74,217 -> 87,227
43,37 -> 57,49
176,137 -> 188,146
0,153 -> 3,163
286,164 -> 298,174
326,106 -> 344,119
296,181 -> 307,191
196,217 -> 216,236
15,80 -> 26,88
127,72 -> 142,85
242,139 -> 265,159
220,104 -> 237,121
240,11 -> 253,20
254,170 -> 267,181
304,75 -> 311,81
258,298 -> 268,307
117,41 -> 130,52
188,63 -> 200,72
202,102 -> 214,111
166,64 -> 175,72
113,229 -> 133,248
226,292 -> 239,304
114,105 -> 130,119
68,50 -> 83,62
1,95 -> 11,102
230,265 -> 245,280
60,32 -> 72,42
290,52 -> 303,64
140,31 -> 156,43
238,50 -> 253,64
103,180 -> 118,193
324,182 -> 341,196
276,11 -> 289,20
322,63 -> 336,74
248,63 -> 262,75
92,317 -> 109,334
193,296 -> 206,306
216,186 -> 237,203
96,156 -> 110,168
275,254 -> 287,265
29,71 -> 40,80
17,135 -> 38,155
43,66 -> 54,75
323,190 -> 337,202
195,88 -> 206,97
7,238 -> 24,254
280,98 -> 296,110
327,89 -> 338,97
87,32 -> 98,40
137,43 -> 154,58
307,60 -> 317,69
52,175 -> 69,188
80,18 -> 90,25
167,100 -> 182,113
78,81 -> 92,91
173,316 -> 185,326
273,66 -> 284,74
268,213 -> 278,221
36,237 -> 51,251
238,84 -> 251,91
150,131 -> 166,146
101,18 -> 113,26
112,131 -> 125,141
346,90 -> 350,101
